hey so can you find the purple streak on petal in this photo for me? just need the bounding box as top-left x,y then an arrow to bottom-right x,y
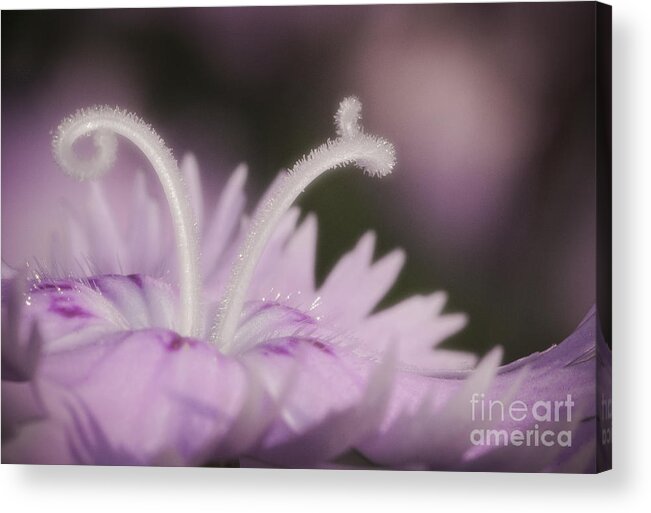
307,339 -> 335,356
33,282 -> 75,292
49,296 -> 94,319
164,331 -> 197,352
127,274 -> 144,289
261,344 -> 293,357
231,301 -> 322,354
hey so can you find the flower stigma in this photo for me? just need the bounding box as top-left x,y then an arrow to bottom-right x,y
52,107 -> 203,337
211,97 -> 396,351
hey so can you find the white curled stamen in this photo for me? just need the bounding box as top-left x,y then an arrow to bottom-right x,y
52,107 -> 202,337
212,96 -> 395,351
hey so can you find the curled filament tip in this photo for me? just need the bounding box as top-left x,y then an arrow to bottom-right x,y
335,96 -> 363,138
212,97 -> 396,351
52,106 -> 202,337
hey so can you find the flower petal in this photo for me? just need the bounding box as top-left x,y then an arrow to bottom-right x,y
241,334 -> 394,466
361,308 -> 598,471
355,291 -> 470,370
32,329 -> 257,465
317,232 -> 405,328
203,163 -> 248,278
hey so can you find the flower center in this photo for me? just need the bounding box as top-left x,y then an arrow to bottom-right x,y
52,107 -> 202,337
211,97 -> 395,351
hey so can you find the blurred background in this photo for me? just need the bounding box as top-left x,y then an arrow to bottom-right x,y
2,3 -> 597,362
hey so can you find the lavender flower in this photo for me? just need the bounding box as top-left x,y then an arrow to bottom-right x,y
2,98 -> 596,471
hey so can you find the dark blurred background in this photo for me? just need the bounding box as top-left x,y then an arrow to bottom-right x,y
1,3 -> 597,362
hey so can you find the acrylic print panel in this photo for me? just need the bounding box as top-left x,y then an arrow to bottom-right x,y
1,2 -> 611,472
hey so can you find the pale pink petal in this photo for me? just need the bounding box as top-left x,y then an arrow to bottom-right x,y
357,292 -> 470,370
126,172 -> 166,274
203,163 -> 248,275
39,329 -> 254,465
360,347 -> 503,468
317,232 -> 405,327
240,332 -> 394,466
85,182 -> 127,273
